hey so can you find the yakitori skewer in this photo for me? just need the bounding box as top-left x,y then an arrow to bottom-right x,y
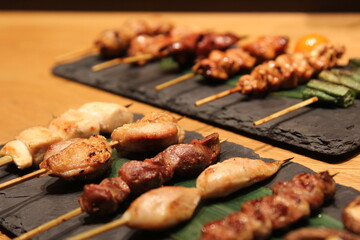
0,102 -> 134,170
252,63 -> 360,126
199,171 -> 336,240
0,111 -> 185,190
55,18 -> 174,63
155,35 -> 289,91
14,133 -> 222,239
194,42 -> 345,106
92,28 -> 241,71
41,156 -> 290,240
67,157 -> 294,240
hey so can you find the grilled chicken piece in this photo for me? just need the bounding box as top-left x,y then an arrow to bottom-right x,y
15,126 -> 62,166
197,157 -> 289,199
111,112 -> 185,153
122,186 -> 200,230
0,140 -> 32,169
79,177 -> 131,216
343,196 -> 360,234
40,135 -> 112,180
200,171 -> 336,240
119,132 -> 220,196
95,19 -> 173,58
48,109 -> 100,140
160,32 -> 240,67
127,34 -> 173,65
284,227 -> 360,240
193,48 -> 256,80
95,30 -> 129,59
78,102 -> 133,134
237,43 -> 345,96
242,36 -> 289,61
79,133 -> 220,216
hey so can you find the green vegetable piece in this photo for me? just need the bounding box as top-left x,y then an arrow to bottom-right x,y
305,79 -> 355,107
319,70 -> 360,96
331,68 -> 360,82
349,58 -> 360,69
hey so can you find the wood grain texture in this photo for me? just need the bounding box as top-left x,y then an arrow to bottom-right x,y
0,11 -> 359,198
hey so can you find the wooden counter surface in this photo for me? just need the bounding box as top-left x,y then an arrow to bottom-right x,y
0,11 -> 359,191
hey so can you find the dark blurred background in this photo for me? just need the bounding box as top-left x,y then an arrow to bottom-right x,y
0,0 -> 359,12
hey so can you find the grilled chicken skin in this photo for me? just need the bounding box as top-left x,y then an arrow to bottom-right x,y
40,135 -> 112,181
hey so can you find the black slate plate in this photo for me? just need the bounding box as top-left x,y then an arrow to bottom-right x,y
0,131 -> 359,240
52,56 -> 360,159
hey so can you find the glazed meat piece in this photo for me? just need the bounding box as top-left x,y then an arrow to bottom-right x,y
95,30 -> 129,59
242,36 -> 289,61
199,171 -> 336,240
111,112 -> 185,153
79,177 -> 130,216
119,132 -> 220,195
237,43 -> 345,96
95,18 -> 173,58
79,133 -> 220,216
193,48 -> 256,80
127,34 -> 173,65
272,171 -> 336,210
160,32 -> 240,67
48,109 -> 100,140
197,157 -> 289,199
343,196 -> 360,234
40,135 -> 112,180
284,227 -> 360,240
123,186 -> 200,230
78,102 -> 134,134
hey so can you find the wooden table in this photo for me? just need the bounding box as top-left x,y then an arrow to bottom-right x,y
0,12 -> 359,238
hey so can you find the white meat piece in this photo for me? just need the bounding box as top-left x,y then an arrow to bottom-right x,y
196,157 -> 285,199
16,126 -> 62,166
78,102 -> 134,133
123,186 -> 200,230
48,109 -> 100,140
0,140 -> 32,169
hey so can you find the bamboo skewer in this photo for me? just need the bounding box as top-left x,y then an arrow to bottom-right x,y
13,207 -> 83,240
68,215 -> 130,240
195,86 -> 242,106
155,72 -> 196,91
55,46 -> 98,63
0,168 -> 47,190
252,96 -> 319,126
92,54 -> 153,72
0,155 -> 13,167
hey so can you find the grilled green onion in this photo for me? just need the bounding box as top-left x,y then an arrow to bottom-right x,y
304,79 -> 355,107
319,70 -> 360,96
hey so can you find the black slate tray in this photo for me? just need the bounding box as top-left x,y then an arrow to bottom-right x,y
0,131 -> 359,240
52,56 -> 360,159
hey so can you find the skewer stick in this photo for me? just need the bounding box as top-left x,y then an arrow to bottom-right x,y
252,97 -> 319,126
55,46 -> 98,63
13,207 -> 83,240
109,141 -> 119,147
0,168 -> 47,190
194,86 -> 242,107
68,215 -> 130,240
155,72 -> 196,91
0,155 -> 13,167
92,54 -> 153,72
